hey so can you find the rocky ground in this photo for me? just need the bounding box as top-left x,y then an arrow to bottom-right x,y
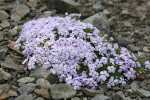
0,0 -> 150,100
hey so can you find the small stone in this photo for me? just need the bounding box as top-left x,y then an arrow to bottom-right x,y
0,32 -> 4,41
81,88 -> 97,97
123,21 -> 132,27
0,84 -> 10,93
1,56 -> 20,70
71,97 -> 80,100
92,1 -> 103,11
118,37 -> 134,47
112,86 -> 122,92
130,81 -> 139,91
0,68 -> 11,80
18,83 -> 36,94
0,21 -> 10,28
127,44 -> 140,52
34,89 -> 49,99
99,85 -> 108,94
9,26 -> 21,36
0,89 -> 3,95
0,47 -> 8,60
42,10 -> 56,18
35,97 -> 44,100
136,89 -> 150,97
46,73 -> 58,84
143,46 -> 150,53
0,90 -> 17,100
26,0 -> 41,8
30,65 -> 50,79
91,94 -> 110,100
121,10 -> 129,15
11,4 -> 30,21
15,94 -> 33,100
36,78 -> 51,90
116,91 -> 125,99
50,83 -> 77,99
17,77 -> 35,84
0,10 -> 9,21
103,9 -> 111,15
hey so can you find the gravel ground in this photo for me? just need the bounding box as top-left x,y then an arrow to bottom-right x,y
0,0 -> 149,100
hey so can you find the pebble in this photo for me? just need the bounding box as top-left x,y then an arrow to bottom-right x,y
0,83 -> 10,93
81,87 -> 97,97
18,83 -> 36,94
127,44 -> 140,52
11,4 -> 30,21
26,0 -> 41,8
0,68 -> 11,80
143,46 -> 150,53
15,94 -> 33,100
0,47 -> 8,60
29,65 -> 50,79
0,10 -> 9,21
50,83 -> 77,99
91,94 -> 110,100
71,97 -> 80,100
34,89 -> 49,99
36,78 -> 51,90
8,26 -> 21,36
92,1 -> 103,11
118,37 -> 134,47
1,56 -> 20,70
130,81 -> 139,91
17,77 -> 35,84
0,21 -> 10,28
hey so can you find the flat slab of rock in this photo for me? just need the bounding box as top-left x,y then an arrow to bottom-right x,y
11,4 -> 30,21
1,56 -> 20,70
50,83 -> 77,99
83,12 -> 110,34
17,77 -> 35,84
136,89 -> 150,97
18,83 -> 36,94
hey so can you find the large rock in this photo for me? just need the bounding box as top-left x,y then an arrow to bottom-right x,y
1,56 -> 20,70
0,10 -> 9,21
50,83 -> 77,99
83,12 -> 110,34
0,90 -> 17,100
11,4 -> 30,21
136,89 -> 150,97
18,83 -> 36,94
0,21 -> 10,28
34,89 -> 49,99
0,84 -> 10,93
91,94 -> 110,100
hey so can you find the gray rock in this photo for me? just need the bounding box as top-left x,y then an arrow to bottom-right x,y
29,65 -> 50,79
99,85 -> 108,94
0,21 -> 10,28
0,83 -> 10,93
34,89 -> 49,99
1,56 -> 20,70
81,87 -> 97,97
136,89 -> 150,97
15,94 -> 33,100
118,37 -> 134,47
0,68 -> 11,80
46,73 -> 58,84
0,10 -> 9,21
92,1 -> 103,11
8,26 -> 21,36
26,0 -> 41,8
0,32 -> 3,41
17,77 -> 35,84
83,12 -> 110,34
36,78 -> 51,90
50,83 -> 77,99
127,44 -> 140,52
0,47 -> 8,60
130,81 -> 139,91
11,4 -> 30,21
0,89 -> 3,95
18,83 -> 36,94
41,10 -> 56,18
71,97 -> 80,100
91,94 -> 110,100
116,91 -> 125,99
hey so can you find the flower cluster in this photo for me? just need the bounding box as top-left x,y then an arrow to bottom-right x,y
15,14 -> 150,90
